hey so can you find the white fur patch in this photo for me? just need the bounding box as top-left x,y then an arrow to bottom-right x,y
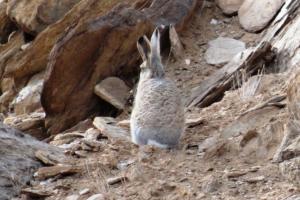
147,139 -> 169,149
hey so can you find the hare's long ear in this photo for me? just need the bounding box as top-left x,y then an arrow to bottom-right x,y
150,27 -> 161,57
137,35 -> 151,62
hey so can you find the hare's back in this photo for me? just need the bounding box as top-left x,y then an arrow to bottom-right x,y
134,78 -> 184,127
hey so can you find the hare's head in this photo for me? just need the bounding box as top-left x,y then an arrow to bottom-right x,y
137,28 -> 165,79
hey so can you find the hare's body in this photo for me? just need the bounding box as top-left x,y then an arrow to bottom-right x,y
130,27 -> 185,148
131,77 -> 184,148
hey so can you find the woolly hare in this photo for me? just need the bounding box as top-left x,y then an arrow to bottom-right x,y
130,28 -> 185,148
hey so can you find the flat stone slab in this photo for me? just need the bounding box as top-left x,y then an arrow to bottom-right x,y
94,77 -> 130,110
205,37 -> 246,65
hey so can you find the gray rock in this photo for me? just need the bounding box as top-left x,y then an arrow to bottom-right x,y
94,77 -> 130,110
216,0 -> 244,15
0,123 -> 63,200
238,0 -> 285,32
205,37 -> 246,65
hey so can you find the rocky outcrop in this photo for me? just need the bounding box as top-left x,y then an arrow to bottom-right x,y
0,123 -> 64,200
238,0 -> 285,32
6,0 -> 81,34
3,0 -> 98,80
41,0 -> 201,134
216,0 -> 244,15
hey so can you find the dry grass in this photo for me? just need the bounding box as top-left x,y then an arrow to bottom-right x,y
233,67 -> 265,101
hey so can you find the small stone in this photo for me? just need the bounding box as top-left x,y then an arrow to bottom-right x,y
79,188 -> 90,195
85,128 -> 101,140
205,37 -> 246,65
248,166 -> 260,172
65,195 -> 80,200
225,170 -> 247,178
21,43 -> 31,50
86,194 -> 105,200
210,19 -> 219,25
107,176 -> 128,185
94,77 -> 130,110
244,176 -> 265,183
185,59 -> 191,65
186,117 -> 205,128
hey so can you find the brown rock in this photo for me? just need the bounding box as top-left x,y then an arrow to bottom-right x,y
216,0 -> 244,15
94,77 -> 130,110
4,112 -> 45,129
3,0 -> 109,80
41,0 -> 201,134
6,0 -> 80,34
34,165 -> 81,180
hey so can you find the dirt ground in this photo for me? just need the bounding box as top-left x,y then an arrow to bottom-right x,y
26,3 -> 299,200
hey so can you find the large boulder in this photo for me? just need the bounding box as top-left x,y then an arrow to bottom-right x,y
41,0 -> 201,134
0,123 -> 64,200
216,0 -> 244,15
238,0 -> 285,32
6,0 -> 81,34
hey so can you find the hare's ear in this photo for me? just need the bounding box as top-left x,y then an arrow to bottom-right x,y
137,35 -> 151,62
150,27 -> 161,57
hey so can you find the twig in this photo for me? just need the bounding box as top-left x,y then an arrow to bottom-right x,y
240,94 -> 286,117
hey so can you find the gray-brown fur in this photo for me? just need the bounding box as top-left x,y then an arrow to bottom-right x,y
130,28 -> 185,148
